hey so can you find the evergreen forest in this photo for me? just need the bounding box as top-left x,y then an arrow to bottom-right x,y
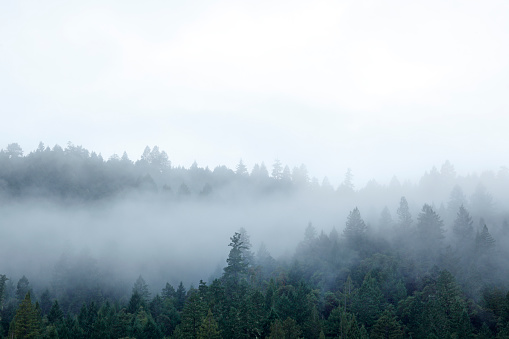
1,142 -> 509,338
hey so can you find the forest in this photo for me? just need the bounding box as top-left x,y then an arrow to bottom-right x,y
1,142 -> 509,338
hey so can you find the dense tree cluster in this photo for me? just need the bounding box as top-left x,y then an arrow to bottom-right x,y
2,142 -> 509,337
1,200 -> 509,338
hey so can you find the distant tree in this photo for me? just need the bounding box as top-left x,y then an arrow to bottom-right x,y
304,223 -> 317,241
281,165 -> 292,182
162,283 -> 176,300
292,164 -> 309,186
447,185 -> 467,217
133,275 -> 151,302
236,159 -> 248,176
0,274 -> 7,309
251,164 -> 261,177
47,300 -> 63,324
39,289 -> 52,316
259,162 -> 269,178
175,282 -> 187,312
338,168 -> 354,193
452,205 -> 474,244
396,197 -> 413,229
470,183 -> 494,217
379,206 -> 393,229
16,276 -> 31,303
271,159 -> 283,179
321,176 -> 334,192
417,204 -> 445,243
343,207 -> 367,247
5,143 -> 23,158
416,204 -> 445,267
200,183 -> 212,196
238,227 -> 254,268
476,224 -> 495,252
177,183 -> 191,196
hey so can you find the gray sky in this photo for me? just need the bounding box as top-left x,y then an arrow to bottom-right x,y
1,0 -> 508,187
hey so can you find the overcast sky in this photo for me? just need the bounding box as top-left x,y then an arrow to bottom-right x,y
1,0 -> 508,187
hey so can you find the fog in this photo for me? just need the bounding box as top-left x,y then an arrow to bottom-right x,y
0,188 -> 344,292
1,143 -> 509,297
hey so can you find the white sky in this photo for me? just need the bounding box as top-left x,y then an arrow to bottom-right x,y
1,0 -> 508,187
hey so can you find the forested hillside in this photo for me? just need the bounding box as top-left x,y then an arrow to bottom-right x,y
1,142 -> 509,338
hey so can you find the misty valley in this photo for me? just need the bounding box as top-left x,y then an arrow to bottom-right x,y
1,142 -> 509,339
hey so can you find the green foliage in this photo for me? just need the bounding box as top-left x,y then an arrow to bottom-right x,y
223,232 -> 248,283
197,309 -> 220,339
10,292 -> 41,339
352,272 -> 384,329
370,305 -> 404,339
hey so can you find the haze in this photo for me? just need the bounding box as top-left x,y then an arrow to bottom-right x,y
1,1 -> 508,186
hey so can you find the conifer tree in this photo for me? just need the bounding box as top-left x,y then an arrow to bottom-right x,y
11,292 -> 40,339
476,224 -> 496,252
370,305 -> 404,339
47,300 -> 64,324
223,232 -> 248,283
132,275 -> 151,302
396,197 -> 413,229
197,309 -> 221,339
343,207 -> 367,248
353,273 -> 384,329
453,205 -> 474,243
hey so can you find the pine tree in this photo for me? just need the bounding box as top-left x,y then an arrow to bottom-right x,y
379,206 -> 393,229
132,275 -> 151,302
353,273 -> 384,328
47,300 -> 64,324
271,159 -> 283,180
453,205 -> 474,243
0,274 -> 7,310
417,204 -> 445,243
396,197 -> 413,229
11,292 -> 41,339
197,309 -> 221,339
476,224 -> 496,253
176,282 -> 187,312
370,305 -> 404,339
223,232 -> 248,283
162,282 -> 176,300
236,159 -> 248,177
343,207 -> 367,248
16,276 -> 31,303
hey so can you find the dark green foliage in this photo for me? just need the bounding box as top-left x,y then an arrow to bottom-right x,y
352,272 -> 384,329
127,290 -> 146,314
370,305 -> 404,339
10,292 -> 40,339
39,289 -> 52,316
47,300 -> 64,324
197,309 -> 221,339
0,275 -> 6,310
223,232 -> 248,283
175,282 -> 187,312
